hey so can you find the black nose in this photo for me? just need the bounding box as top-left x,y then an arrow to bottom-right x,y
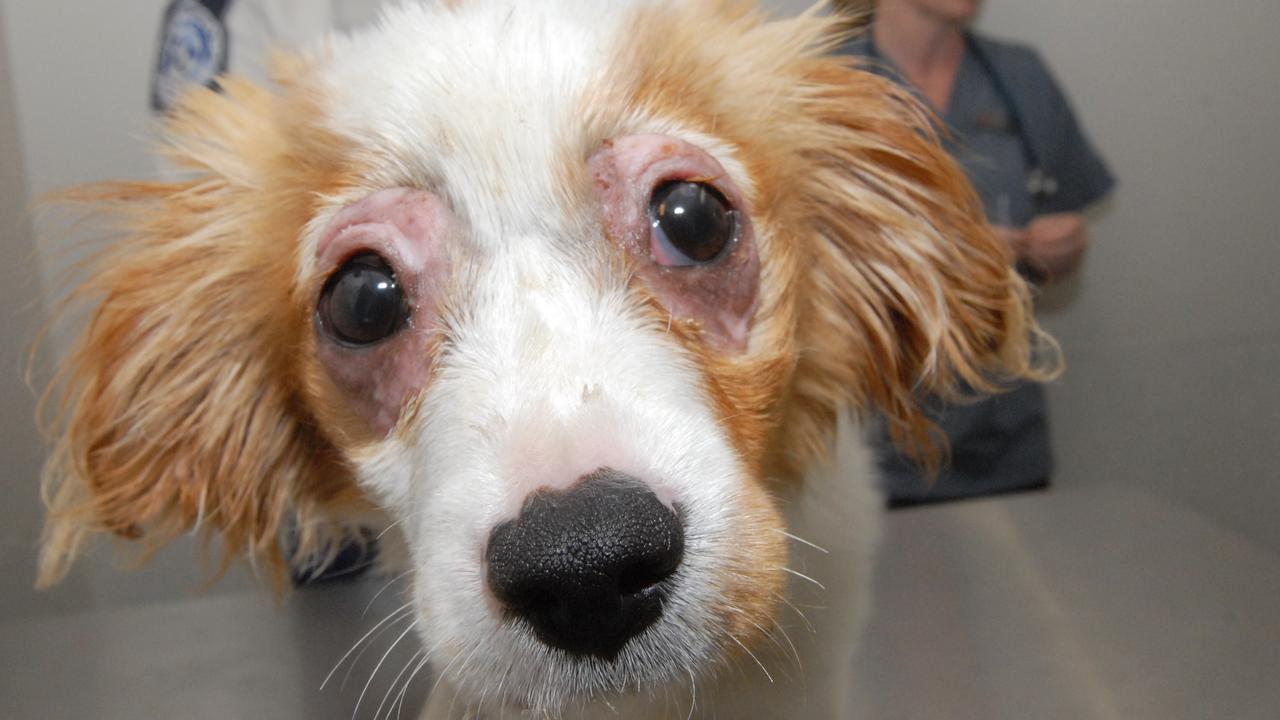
485,469 -> 685,660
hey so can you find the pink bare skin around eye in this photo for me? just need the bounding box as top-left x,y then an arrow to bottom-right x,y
588,134 -> 760,353
314,188 -> 454,437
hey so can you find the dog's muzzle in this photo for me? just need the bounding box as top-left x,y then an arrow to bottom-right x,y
485,469 -> 685,660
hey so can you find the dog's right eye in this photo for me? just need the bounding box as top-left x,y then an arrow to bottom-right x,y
317,253 -> 409,346
648,181 -> 738,266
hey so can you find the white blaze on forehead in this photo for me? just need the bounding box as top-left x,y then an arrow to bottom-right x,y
419,240 -> 737,515
315,0 -> 641,244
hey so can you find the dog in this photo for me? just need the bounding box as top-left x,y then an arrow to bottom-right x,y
36,1 -> 1044,717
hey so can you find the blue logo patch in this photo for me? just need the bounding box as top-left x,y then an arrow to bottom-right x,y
151,0 -> 228,113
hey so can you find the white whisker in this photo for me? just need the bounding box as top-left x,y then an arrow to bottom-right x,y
773,528 -> 829,554
778,566 -> 826,591
771,617 -> 803,675
781,595 -> 815,635
394,634 -> 446,720
445,639 -> 486,718
363,570 -> 413,618
393,653 -> 431,720
375,518 -> 403,541
685,666 -> 698,720
731,606 -> 802,680
352,620 -> 419,720
490,653 -> 517,718
375,649 -> 422,720
728,632 -> 774,684
322,602 -> 414,691
342,609 -> 416,691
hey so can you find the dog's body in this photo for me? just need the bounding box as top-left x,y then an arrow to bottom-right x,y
37,2 -> 1042,718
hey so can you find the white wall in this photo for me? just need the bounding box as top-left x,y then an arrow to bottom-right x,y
0,1 -> 63,620
0,0 -> 259,619
3,0 -> 166,189
977,0 -> 1280,550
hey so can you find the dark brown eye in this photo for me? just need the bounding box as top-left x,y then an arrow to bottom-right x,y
317,253 -> 409,346
648,181 -> 737,266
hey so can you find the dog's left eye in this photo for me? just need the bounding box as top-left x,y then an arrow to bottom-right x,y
317,253 -> 409,346
649,181 -> 738,266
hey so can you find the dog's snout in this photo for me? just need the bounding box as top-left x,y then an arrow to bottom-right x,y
485,469 -> 684,660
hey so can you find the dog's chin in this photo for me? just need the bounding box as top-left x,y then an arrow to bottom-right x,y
418,586 -> 718,715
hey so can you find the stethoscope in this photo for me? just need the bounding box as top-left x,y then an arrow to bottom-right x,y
866,32 -> 1060,210
964,34 -> 1060,209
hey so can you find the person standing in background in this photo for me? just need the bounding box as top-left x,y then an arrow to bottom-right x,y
837,0 -> 1115,506
151,0 -> 387,581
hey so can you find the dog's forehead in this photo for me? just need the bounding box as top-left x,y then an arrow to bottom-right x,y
315,1 -> 642,244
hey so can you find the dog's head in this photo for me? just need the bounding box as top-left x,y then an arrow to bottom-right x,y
38,0 -> 1042,712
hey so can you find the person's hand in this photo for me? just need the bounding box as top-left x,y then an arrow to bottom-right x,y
999,213 -> 1089,283
991,224 -> 1029,253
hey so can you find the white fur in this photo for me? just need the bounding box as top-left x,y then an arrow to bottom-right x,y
316,0 -> 626,241
298,2 -> 884,717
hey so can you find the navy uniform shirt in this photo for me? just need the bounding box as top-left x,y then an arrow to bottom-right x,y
842,32 -> 1115,505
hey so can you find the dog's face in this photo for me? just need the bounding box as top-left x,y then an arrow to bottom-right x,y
38,0 -> 1038,713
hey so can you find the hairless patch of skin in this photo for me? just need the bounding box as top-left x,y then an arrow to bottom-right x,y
313,188 -> 455,436
588,135 -> 760,353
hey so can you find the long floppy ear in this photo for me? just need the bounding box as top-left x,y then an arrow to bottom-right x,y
37,77 -> 365,588
774,50 -> 1055,475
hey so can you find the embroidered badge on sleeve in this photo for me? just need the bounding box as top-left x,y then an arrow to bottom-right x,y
151,0 -> 231,113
